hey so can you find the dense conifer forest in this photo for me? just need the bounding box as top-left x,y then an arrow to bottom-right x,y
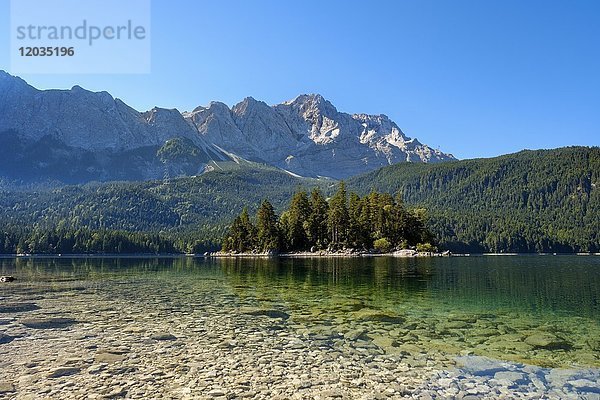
0,147 -> 598,254
221,183 -> 435,253
349,147 -> 600,253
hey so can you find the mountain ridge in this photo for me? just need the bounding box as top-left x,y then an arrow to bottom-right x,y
0,71 -> 454,184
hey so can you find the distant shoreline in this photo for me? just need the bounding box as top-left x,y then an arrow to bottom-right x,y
1,252 -> 599,259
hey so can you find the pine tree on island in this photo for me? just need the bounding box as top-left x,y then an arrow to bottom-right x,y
221,182 -> 437,254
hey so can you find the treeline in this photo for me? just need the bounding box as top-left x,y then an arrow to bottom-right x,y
221,183 -> 435,253
0,166 -> 319,254
2,147 -> 597,254
348,146 -> 600,253
0,225 -> 219,255
0,166 -> 322,247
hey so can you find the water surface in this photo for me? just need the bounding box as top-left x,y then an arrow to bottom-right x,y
2,255 -> 599,369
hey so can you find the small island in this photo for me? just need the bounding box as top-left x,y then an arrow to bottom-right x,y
219,182 -> 439,256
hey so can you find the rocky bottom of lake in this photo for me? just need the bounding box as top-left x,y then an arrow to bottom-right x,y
0,273 -> 599,399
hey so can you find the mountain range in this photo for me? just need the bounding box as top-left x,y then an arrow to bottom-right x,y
0,71 -> 454,184
1,71 -> 597,254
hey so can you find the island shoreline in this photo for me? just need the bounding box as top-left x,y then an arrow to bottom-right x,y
1,252 -> 599,259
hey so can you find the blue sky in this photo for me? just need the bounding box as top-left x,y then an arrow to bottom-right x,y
1,0 -> 599,159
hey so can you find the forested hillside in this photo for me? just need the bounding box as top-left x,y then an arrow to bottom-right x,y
348,147 -> 600,253
0,166 -> 329,254
1,147 -> 598,254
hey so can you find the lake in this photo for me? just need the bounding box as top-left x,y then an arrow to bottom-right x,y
1,256 -> 599,399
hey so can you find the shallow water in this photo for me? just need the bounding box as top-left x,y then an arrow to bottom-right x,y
2,256 -> 600,367
0,256 -> 599,398
219,256 -> 600,368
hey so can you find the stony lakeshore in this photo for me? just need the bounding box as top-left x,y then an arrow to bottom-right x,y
1,258 -> 599,399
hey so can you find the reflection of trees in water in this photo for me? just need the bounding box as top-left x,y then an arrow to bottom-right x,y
1,257 -> 227,306
426,257 -> 600,319
3,256 -> 598,320
218,257 -> 429,288
0,257 -> 221,283
218,257 -> 600,320
218,257 -> 433,308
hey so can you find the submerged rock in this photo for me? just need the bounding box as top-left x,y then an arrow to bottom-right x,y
586,338 -> 600,351
394,343 -> 424,356
487,340 -> 533,352
0,383 -> 16,394
371,335 -> 400,352
241,307 -> 290,320
21,318 -> 77,329
567,379 -> 600,393
351,309 -> 405,324
150,333 -> 177,341
0,333 -> 15,345
447,314 -> 479,323
95,352 -> 126,363
494,371 -> 528,385
344,328 -> 367,341
524,333 -> 571,350
48,367 -> 80,378
456,356 -> 509,377
0,303 -> 40,313
439,321 -> 470,330
105,386 -> 128,398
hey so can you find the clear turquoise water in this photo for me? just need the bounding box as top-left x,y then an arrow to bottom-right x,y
1,255 -> 599,368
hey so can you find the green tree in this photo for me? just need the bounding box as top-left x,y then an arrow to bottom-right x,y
307,188 -> 329,248
328,181 -> 349,246
388,194 -> 409,245
348,192 -> 369,249
256,200 -> 280,252
373,237 -> 392,253
222,207 -> 256,252
285,191 -> 311,251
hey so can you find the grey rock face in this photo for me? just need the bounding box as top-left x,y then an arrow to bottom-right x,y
186,93 -> 455,178
0,71 -> 455,183
0,72 -> 205,151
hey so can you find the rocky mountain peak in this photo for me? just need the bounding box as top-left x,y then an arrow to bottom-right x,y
144,107 -> 182,124
285,93 -> 338,116
207,101 -> 231,113
0,70 -> 33,93
0,70 -> 13,84
0,73 -> 456,183
232,96 -> 271,118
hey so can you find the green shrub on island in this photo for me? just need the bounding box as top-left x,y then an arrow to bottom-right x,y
373,238 -> 392,253
221,182 -> 436,253
416,243 -> 438,253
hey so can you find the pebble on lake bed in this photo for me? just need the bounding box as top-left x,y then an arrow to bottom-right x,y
150,333 -> 177,341
47,367 -> 80,379
20,318 -> 77,329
